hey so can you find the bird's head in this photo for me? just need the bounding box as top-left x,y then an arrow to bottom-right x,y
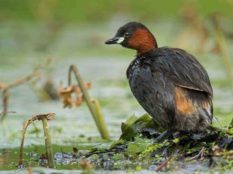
105,22 -> 157,55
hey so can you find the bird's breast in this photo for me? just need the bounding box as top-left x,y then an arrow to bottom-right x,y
127,59 -> 167,102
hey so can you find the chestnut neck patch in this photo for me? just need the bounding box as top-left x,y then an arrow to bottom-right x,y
127,28 -> 158,55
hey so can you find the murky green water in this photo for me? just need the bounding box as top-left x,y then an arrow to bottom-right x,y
0,21 -> 233,173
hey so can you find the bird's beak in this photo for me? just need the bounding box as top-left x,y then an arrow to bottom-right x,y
105,37 -> 124,44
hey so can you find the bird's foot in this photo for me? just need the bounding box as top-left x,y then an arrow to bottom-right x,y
153,130 -> 173,143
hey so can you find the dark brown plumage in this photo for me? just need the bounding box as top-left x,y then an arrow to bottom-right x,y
105,22 -> 213,132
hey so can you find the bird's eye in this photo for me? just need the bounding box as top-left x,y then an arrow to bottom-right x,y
124,32 -> 130,37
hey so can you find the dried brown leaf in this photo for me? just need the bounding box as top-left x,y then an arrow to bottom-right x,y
75,96 -> 83,107
58,82 -> 91,108
79,159 -> 92,170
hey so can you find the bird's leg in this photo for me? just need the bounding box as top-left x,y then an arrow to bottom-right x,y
153,130 -> 173,143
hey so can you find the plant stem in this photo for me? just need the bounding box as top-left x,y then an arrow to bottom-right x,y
18,121 -> 28,166
68,65 -> 110,139
42,118 -> 55,168
18,113 -> 55,168
91,99 -> 110,140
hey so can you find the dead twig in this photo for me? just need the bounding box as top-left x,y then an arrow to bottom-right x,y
187,147 -> 205,161
0,58 -> 54,121
156,156 -> 173,172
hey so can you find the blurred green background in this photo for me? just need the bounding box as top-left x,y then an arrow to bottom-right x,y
0,0 -> 233,172
0,0 -> 233,149
0,0 -> 232,22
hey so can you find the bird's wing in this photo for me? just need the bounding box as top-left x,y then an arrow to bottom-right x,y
151,47 -> 213,97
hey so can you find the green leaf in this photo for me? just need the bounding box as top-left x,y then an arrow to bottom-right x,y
120,114 -> 163,141
127,137 -> 151,155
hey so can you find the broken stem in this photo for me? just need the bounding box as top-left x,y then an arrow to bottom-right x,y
68,65 -> 110,139
18,113 -> 55,168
